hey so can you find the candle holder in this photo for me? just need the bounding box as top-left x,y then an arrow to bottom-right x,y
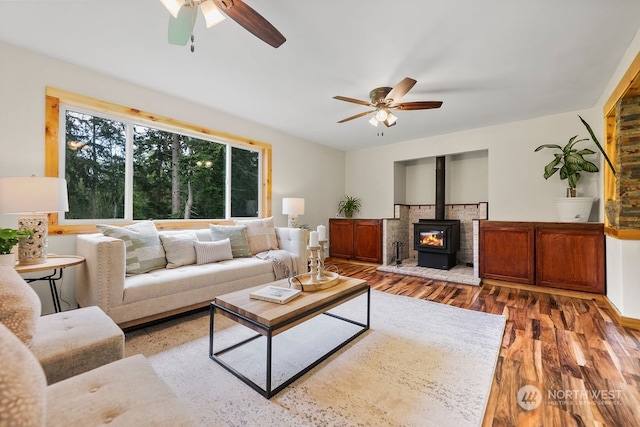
289,240 -> 339,291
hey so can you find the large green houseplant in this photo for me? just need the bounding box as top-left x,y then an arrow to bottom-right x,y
534,115 -> 616,197
534,116 -> 616,222
338,195 -> 362,218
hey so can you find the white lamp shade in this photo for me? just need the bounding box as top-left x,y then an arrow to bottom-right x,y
282,198 -> 305,215
0,177 -> 69,214
200,0 -> 226,28
160,0 -> 185,18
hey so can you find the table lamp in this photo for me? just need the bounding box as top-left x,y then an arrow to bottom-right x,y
282,197 -> 304,228
0,176 -> 69,265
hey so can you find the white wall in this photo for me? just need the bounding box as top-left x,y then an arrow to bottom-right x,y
401,150 -> 488,206
0,41 -> 345,313
346,108 -> 602,221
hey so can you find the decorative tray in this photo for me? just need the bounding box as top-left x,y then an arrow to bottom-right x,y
288,271 -> 340,292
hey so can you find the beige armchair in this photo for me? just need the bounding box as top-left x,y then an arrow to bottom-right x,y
0,266 -> 196,426
0,266 -> 123,384
0,322 -> 197,426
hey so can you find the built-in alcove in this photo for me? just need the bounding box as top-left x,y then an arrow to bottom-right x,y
384,150 -> 489,269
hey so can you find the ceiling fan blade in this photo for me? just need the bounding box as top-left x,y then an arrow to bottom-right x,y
168,5 -> 197,46
337,110 -> 376,123
393,101 -> 443,110
333,96 -> 372,107
384,77 -> 417,103
212,0 -> 286,48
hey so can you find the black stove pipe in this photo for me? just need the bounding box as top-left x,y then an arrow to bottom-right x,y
435,156 -> 445,220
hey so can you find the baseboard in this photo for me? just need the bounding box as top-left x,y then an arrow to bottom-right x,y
599,296 -> 640,330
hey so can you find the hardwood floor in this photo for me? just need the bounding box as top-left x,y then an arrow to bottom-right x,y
327,258 -> 640,427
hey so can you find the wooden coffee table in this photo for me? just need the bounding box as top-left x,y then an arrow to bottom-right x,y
209,276 -> 370,398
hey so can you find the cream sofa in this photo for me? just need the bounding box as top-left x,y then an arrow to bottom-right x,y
76,226 -> 308,327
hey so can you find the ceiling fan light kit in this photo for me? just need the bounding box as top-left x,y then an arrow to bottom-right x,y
334,77 -> 442,129
160,0 -> 286,49
160,0 -> 185,18
200,0 -> 225,28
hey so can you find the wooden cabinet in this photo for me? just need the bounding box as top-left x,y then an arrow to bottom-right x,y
479,222 -> 535,284
479,221 -> 605,294
535,224 -> 605,293
328,219 -> 354,259
329,219 -> 382,263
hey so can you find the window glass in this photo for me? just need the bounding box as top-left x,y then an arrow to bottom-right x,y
61,108 -> 260,222
64,110 -> 126,220
231,146 -> 260,218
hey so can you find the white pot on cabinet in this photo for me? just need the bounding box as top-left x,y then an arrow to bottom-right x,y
553,197 -> 595,222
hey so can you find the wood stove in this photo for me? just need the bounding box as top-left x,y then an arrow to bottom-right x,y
413,219 -> 460,269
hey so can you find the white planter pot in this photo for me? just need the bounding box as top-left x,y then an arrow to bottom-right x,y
0,253 -> 16,266
553,197 -> 595,222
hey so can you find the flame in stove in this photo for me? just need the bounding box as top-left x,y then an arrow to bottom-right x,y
421,233 -> 444,246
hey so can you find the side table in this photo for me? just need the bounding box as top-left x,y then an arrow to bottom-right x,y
15,255 -> 85,313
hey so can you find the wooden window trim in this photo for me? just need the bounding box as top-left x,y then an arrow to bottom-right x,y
45,87 -> 272,235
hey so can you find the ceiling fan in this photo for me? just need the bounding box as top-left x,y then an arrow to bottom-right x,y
160,0 -> 286,50
334,77 -> 442,127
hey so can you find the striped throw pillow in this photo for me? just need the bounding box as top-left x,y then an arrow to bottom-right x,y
194,239 -> 233,264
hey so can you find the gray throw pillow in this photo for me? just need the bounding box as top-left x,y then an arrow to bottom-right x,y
97,221 -> 167,275
209,224 -> 251,258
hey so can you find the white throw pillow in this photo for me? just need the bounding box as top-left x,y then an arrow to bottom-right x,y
97,221 -> 166,275
234,217 -> 279,254
160,232 -> 197,269
194,239 -> 233,265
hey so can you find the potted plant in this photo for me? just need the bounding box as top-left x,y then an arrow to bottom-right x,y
338,195 -> 362,218
534,115 -> 616,222
0,228 -> 34,265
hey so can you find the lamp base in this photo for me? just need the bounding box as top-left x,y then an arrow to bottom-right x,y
18,213 -> 49,265
287,215 -> 299,228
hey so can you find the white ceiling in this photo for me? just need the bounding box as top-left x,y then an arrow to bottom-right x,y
1,0 -> 639,151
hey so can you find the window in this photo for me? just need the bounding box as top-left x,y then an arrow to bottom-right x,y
45,88 -> 272,234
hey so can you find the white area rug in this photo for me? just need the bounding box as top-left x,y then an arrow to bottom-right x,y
125,291 -> 505,427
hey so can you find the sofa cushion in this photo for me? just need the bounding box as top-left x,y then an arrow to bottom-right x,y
122,257 -> 274,305
194,239 -> 233,265
97,221 -> 167,275
209,224 -> 251,258
31,306 -> 125,385
160,231 -> 197,269
0,323 -> 47,426
235,217 -> 279,254
46,354 -> 197,426
0,266 -> 41,347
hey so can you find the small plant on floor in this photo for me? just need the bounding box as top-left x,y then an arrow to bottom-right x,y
0,228 -> 34,255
